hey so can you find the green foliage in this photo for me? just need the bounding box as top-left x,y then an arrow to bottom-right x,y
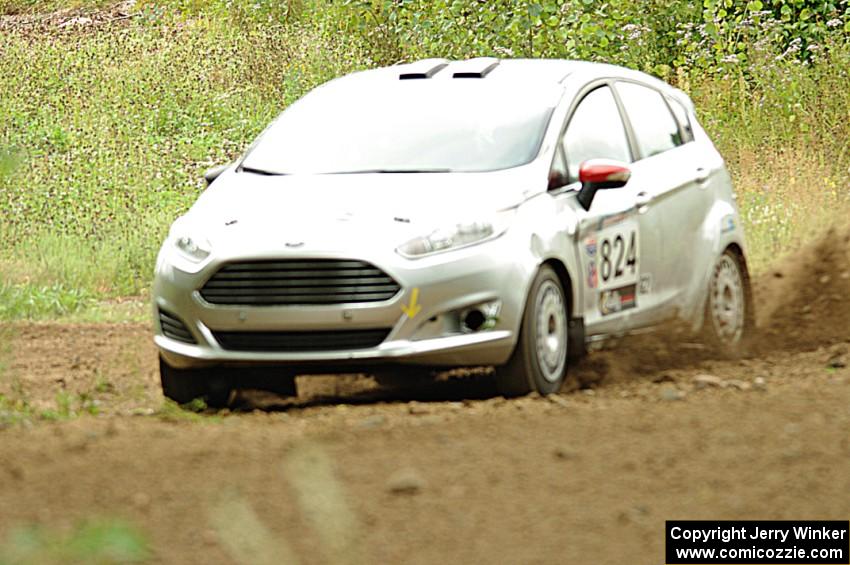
0,281 -> 92,320
38,390 -> 100,421
0,388 -> 102,426
338,0 -> 847,74
0,0 -> 111,14
0,393 -> 32,428
156,398 -> 223,422
708,0 -> 850,47
0,0 -> 848,310
0,11 -> 373,304
0,150 -> 19,179
0,519 -> 150,564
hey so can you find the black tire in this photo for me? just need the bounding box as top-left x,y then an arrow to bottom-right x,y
703,248 -> 753,354
239,366 -> 298,397
159,357 -> 233,408
372,368 -> 435,389
495,265 -> 569,397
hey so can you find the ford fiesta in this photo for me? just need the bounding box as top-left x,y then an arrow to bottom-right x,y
153,57 -> 752,406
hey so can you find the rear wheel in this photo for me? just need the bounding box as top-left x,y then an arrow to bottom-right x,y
159,357 -> 233,408
495,265 -> 568,397
704,249 -> 752,351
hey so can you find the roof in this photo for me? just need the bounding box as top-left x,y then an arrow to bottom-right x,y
332,58 -> 582,88
330,57 -> 674,91
308,58 -> 692,113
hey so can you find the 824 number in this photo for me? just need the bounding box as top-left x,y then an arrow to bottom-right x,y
599,230 -> 637,283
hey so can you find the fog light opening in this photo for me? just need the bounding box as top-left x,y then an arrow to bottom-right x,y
462,309 -> 487,333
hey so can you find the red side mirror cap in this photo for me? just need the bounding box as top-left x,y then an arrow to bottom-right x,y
578,159 -> 631,188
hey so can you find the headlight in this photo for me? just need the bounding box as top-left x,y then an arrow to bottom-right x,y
170,217 -> 211,263
396,210 -> 513,258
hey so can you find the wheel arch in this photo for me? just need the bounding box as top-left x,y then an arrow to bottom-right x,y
541,258 -> 573,317
540,257 -> 586,363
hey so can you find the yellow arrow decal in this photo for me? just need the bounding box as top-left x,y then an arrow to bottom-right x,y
401,287 -> 422,319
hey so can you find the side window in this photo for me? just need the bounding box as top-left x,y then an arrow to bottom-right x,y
616,82 -> 682,158
548,146 -> 568,190
666,96 -> 694,143
562,86 -> 632,183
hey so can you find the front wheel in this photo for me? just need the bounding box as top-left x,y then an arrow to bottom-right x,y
495,265 -> 569,397
703,248 -> 752,352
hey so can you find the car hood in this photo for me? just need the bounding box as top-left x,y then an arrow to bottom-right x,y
182,169 -> 538,249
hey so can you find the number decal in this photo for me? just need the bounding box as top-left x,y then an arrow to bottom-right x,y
626,231 -> 637,272
598,230 -> 637,284
614,234 -> 624,278
584,217 -> 641,315
600,239 -> 611,282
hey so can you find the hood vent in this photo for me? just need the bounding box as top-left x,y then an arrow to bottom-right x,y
452,57 -> 500,78
398,58 -> 450,80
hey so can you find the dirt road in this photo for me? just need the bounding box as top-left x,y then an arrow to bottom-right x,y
1,228 -> 849,564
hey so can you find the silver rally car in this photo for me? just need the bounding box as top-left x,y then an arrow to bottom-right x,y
153,57 -> 752,405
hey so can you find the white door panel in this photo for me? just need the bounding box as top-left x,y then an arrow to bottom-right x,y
578,181 -> 661,336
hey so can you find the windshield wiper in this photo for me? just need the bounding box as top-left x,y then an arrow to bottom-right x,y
327,168 -> 453,175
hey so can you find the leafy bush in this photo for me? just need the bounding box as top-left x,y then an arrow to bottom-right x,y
0,0 -> 848,310
0,12 -> 374,297
334,0 -> 847,72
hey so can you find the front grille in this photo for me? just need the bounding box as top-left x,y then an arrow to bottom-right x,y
212,328 -> 391,352
200,259 -> 401,306
158,310 -> 197,344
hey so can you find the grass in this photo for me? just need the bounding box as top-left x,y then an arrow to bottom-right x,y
0,0 -> 112,14
0,4 -> 373,320
0,390 -> 101,427
0,519 -> 150,564
0,0 -> 848,319
688,40 -> 850,270
155,397 -> 224,422
0,281 -> 92,321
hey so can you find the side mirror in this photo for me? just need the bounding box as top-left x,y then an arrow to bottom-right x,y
576,159 -> 631,211
203,163 -> 230,187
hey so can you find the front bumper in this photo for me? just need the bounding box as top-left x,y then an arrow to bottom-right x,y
155,330 -> 514,369
153,237 -> 533,370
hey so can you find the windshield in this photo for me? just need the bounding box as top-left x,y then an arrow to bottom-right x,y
240,80 -> 557,175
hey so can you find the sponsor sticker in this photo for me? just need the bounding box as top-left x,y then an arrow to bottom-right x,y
639,273 -> 652,295
585,236 -> 598,257
597,211 -> 631,231
599,283 -> 637,316
587,259 -> 598,289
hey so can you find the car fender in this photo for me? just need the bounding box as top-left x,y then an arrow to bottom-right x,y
512,192 -> 583,322
684,197 -> 747,330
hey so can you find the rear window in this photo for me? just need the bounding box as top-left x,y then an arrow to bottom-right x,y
241,82 -> 557,175
666,96 -> 694,143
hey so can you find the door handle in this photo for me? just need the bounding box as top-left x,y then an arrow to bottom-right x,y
695,167 -> 710,186
635,191 -> 653,211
